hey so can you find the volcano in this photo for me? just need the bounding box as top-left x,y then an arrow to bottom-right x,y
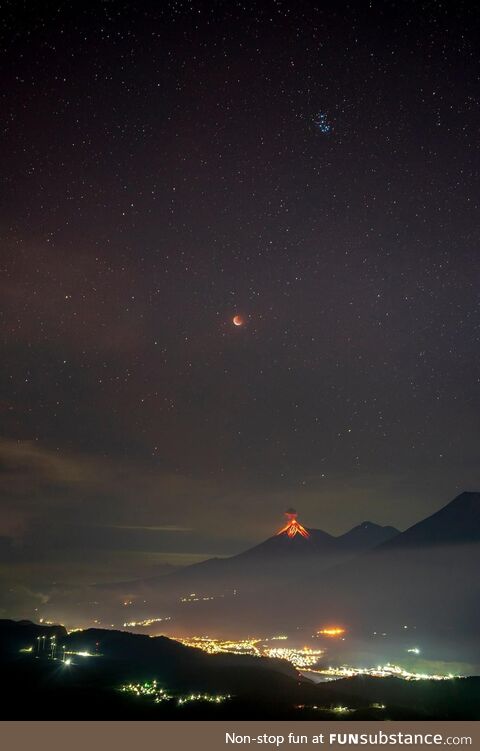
277,508 -> 310,539
94,495 -> 479,642
129,511 -> 399,606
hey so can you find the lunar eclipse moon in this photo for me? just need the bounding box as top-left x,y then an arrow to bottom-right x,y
232,315 -> 244,327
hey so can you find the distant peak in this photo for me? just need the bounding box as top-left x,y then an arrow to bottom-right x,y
336,521 -> 400,549
347,521 -> 380,532
384,490 -> 480,549
427,491 -> 480,519
349,521 -> 399,532
350,521 -> 399,533
450,491 -> 480,505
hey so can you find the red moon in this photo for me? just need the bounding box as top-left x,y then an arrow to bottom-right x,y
232,315 -> 244,327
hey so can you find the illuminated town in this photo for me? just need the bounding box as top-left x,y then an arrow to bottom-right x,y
306,664 -> 460,682
179,593 -> 222,603
172,633 -> 463,678
175,636 -> 263,657
120,680 -> 230,706
21,616 -> 469,683
263,646 -> 325,669
172,623 -> 347,668
295,704 -> 356,714
122,616 -> 171,629
295,703 -> 387,714
174,635 -> 326,668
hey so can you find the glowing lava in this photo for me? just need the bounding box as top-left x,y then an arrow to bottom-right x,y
277,509 -> 310,539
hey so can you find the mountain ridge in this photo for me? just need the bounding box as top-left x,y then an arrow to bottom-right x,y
379,491 -> 480,549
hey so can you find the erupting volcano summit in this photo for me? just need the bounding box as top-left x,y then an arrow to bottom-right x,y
277,509 -> 310,539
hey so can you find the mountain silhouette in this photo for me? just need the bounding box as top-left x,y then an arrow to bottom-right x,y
141,517 -> 399,602
296,491 -> 480,636
140,492 -> 480,640
85,493 -> 480,643
382,491 -> 480,548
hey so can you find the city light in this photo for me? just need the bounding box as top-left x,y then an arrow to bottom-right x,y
175,636 -> 324,668
179,594 -> 221,603
120,681 -> 230,707
176,636 -> 262,657
177,694 -> 229,706
295,704 -> 354,714
305,664 -> 462,681
264,646 -> 325,669
317,627 -> 346,637
123,617 -> 171,628
21,627 -> 462,689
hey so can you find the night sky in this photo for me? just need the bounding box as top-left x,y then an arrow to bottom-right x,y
1,1 -> 479,592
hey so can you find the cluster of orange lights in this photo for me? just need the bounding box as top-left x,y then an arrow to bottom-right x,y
317,627 -> 346,637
